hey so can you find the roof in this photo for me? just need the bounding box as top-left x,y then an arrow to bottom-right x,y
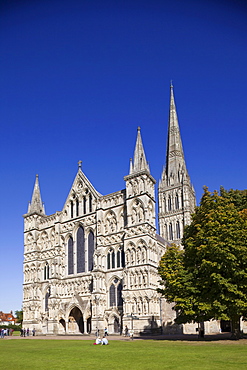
0,311 -> 17,323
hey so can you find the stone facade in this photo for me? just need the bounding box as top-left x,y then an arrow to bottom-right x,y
23,124 -> 168,335
22,86 -> 224,336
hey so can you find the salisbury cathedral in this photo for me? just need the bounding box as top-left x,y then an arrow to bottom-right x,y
22,86 -> 219,335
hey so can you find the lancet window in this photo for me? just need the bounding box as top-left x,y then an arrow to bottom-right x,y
77,226 -> 85,273
83,196 -> 86,214
107,247 -> 125,269
116,247 -> 124,268
109,278 -> 123,307
168,195 -> 172,211
68,237 -> 74,275
88,230 -> 94,271
89,194 -> 92,212
44,263 -> 50,280
76,199 -> 79,217
176,221 -> 181,239
175,193 -> 179,210
70,201 -> 74,218
169,223 -> 173,240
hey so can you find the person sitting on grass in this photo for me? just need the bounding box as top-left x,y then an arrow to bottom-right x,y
101,336 -> 109,345
93,337 -> 101,345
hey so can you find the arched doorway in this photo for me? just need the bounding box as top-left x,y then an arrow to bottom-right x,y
69,307 -> 84,334
114,317 -> 120,333
59,318 -> 66,332
87,317 -> 91,334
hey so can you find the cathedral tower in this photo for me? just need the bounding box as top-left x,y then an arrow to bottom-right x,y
158,84 -> 196,244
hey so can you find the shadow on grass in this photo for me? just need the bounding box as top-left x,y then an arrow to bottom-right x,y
135,332 -> 247,342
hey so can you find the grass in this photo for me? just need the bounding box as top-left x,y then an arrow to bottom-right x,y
1,339 -> 247,370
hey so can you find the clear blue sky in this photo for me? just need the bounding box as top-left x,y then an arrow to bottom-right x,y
1,0 -> 247,314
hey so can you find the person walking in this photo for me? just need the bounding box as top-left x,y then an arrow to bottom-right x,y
124,325 -> 129,337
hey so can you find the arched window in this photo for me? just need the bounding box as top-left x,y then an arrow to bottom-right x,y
109,279 -> 123,307
175,193 -> 179,210
70,201 -> 74,218
76,199 -> 79,217
176,221 -> 181,239
83,196 -> 86,214
121,249 -> 125,267
88,231 -> 94,271
44,263 -> 50,280
165,224 -> 168,239
112,251 -> 115,269
117,248 -> 123,268
68,237 -> 74,275
109,284 -> 115,307
169,223 -> 173,240
168,195 -> 172,211
117,283 -> 123,306
89,194 -> 92,213
77,226 -> 85,273
107,249 -> 115,269
107,253 -> 111,269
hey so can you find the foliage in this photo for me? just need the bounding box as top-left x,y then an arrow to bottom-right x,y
15,310 -> 23,324
158,187 -> 247,337
0,324 -> 21,331
0,339 -> 247,370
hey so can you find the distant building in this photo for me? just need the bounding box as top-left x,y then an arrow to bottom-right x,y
24,86 -> 219,335
0,311 -> 17,325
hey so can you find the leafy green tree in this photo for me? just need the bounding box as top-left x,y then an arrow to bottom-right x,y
158,187 -> 247,338
15,310 -> 23,324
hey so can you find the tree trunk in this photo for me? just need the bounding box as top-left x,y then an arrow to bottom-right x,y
230,316 -> 241,340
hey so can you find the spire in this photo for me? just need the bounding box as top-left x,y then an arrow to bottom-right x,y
165,84 -> 188,181
130,127 -> 150,175
28,175 -> 45,215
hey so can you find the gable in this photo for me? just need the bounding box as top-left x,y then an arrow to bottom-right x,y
62,169 -> 101,214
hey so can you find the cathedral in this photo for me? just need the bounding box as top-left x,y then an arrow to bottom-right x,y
22,85 -> 203,335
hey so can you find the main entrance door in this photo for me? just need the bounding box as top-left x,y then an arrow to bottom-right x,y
69,307 -> 84,334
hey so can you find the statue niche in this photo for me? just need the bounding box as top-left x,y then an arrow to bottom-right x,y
105,211 -> 117,234
131,199 -> 144,224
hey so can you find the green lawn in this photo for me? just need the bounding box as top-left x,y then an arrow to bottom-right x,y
0,339 -> 246,370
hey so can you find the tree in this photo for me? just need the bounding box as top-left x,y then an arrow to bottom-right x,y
158,187 -> 247,338
15,310 -> 23,324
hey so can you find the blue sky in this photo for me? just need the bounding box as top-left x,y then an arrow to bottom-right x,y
1,0 -> 247,313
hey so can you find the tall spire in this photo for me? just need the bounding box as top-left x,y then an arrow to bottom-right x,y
28,175 -> 45,215
158,84 -> 196,244
129,127 -> 150,175
164,84 -> 188,182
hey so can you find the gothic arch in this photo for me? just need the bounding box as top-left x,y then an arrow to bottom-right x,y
117,206 -> 125,230
147,200 -> 153,222
26,232 -> 34,244
104,210 -> 117,234
41,231 -> 49,250
77,225 -> 85,273
108,277 -> 123,309
108,312 -> 122,334
87,229 -> 95,271
67,305 -> 84,334
50,227 -> 55,241
67,234 -> 74,275
107,247 -> 116,269
131,198 -> 145,224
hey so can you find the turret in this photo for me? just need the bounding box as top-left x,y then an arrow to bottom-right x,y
124,127 -> 156,228
27,175 -> 45,215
